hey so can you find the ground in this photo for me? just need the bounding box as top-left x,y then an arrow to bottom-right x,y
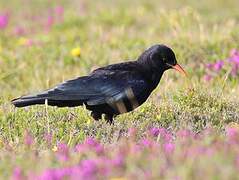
0,0 -> 239,179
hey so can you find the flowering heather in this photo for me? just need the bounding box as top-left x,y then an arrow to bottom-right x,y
0,13 -> 9,29
55,6 -> 64,22
204,49 -> 239,81
24,130 -> 34,147
1,1 -> 239,180
4,127 -> 238,179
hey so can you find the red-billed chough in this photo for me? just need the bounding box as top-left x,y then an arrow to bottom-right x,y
12,44 -> 186,124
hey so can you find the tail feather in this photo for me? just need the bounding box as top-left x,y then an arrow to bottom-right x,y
11,96 -> 46,107
11,95 -> 84,107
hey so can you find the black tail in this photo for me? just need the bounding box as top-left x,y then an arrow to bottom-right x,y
11,96 -> 46,107
11,95 -> 84,108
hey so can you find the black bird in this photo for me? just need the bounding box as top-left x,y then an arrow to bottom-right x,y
12,44 -> 186,123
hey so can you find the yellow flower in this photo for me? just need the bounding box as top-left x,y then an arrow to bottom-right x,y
71,47 -> 81,57
18,37 -> 29,46
52,146 -> 58,152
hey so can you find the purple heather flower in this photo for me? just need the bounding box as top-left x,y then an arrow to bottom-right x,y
74,144 -> 85,153
231,65 -> 239,77
56,143 -> 69,161
24,130 -> 33,146
44,132 -> 53,146
34,168 -> 70,180
85,137 -> 97,146
48,15 -> 54,25
177,129 -> 194,139
230,49 -> 239,57
141,138 -> 153,147
112,155 -> 124,167
55,6 -> 64,22
231,55 -> 239,65
149,127 -> 160,137
84,137 -> 104,154
156,128 -> 173,142
226,127 -> 238,138
45,15 -> 54,31
55,6 -> 64,16
203,74 -> 212,82
163,142 -> 175,154
213,60 -> 224,71
229,49 -> 239,73
80,159 -> 98,178
11,167 -> 23,180
0,13 -> 9,29
205,63 -> 214,69
14,26 -> 25,36
225,127 -> 239,144
128,127 -> 137,137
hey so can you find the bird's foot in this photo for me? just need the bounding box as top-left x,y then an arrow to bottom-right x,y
105,114 -> 114,125
91,112 -> 102,121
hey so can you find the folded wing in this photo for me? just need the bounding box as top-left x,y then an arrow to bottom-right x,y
12,69 -> 148,108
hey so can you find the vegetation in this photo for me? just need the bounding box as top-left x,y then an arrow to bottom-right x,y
0,0 -> 239,179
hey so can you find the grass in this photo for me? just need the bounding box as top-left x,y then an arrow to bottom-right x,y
0,0 -> 239,179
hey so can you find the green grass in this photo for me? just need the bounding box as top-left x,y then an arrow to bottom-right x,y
0,0 -> 239,179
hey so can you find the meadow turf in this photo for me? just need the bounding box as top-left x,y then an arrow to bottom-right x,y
0,0 -> 239,179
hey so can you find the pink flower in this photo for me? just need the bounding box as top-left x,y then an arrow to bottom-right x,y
205,63 -> 214,69
128,127 -> 137,137
56,143 -> 69,161
157,128 -> 173,142
231,65 -> 239,77
163,142 -> 175,154
225,127 -> 239,144
229,53 -> 239,65
55,6 -> 64,22
203,74 -> 212,82
141,138 -> 153,147
111,155 -> 124,167
74,144 -> 85,153
84,137 -> 104,154
47,15 -> 54,26
226,127 -> 238,138
232,55 -> 239,64
33,167 -> 71,180
24,130 -> 33,147
213,60 -> 224,71
228,49 -> 239,76
230,55 -> 239,76
44,132 -> 53,146
45,15 -> 54,31
149,127 -> 160,137
0,13 -> 9,29
14,26 -> 25,36
177,129 -> 194,139
11,167 -> 23,180
79,159 -> 98,178
230,49 -> 239,57
26,39 -> 33,46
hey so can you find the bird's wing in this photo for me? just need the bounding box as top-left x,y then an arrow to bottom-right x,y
29,70 -> 148,108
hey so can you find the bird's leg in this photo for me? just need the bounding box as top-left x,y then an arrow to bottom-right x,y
91,112 -> 102,121
105,114 -> 114,124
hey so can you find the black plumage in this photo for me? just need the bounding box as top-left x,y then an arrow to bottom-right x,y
12,44 -> 186,123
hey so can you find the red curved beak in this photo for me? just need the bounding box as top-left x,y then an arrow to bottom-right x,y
172,64 -> 187,76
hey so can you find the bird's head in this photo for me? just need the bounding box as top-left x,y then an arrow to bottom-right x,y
137,44 -> 187,76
